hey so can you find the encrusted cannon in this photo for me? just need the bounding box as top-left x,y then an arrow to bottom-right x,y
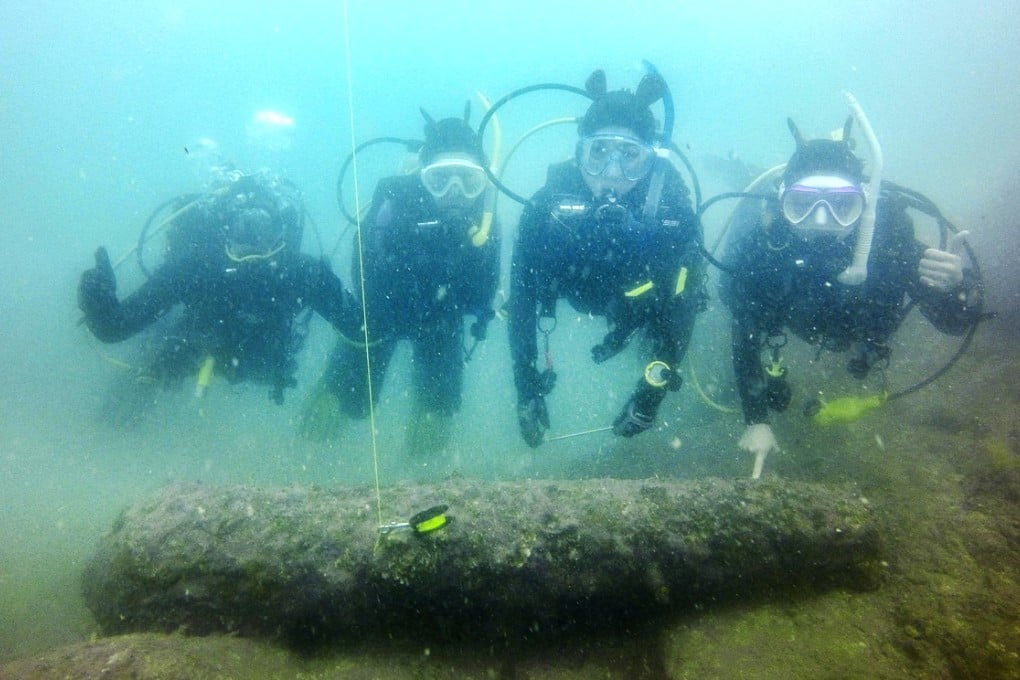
83,477 -> 881,646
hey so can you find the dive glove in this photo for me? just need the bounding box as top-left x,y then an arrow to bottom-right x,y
298,387 -> 344,442
517,396 -> 550,448
612,361 -> 680,438
78,246 -> 118,320
470,308 -> 495,342
613,396 -> 657,437
515,365 -> 557,447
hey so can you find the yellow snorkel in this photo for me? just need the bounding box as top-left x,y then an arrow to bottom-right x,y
471,92 -> 501,247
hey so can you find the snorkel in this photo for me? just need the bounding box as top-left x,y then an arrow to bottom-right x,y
475,61 -> 701,211
638,60 -> 674,226
838,92 -> 883,285
642,59 -> 674,145
471,91 -> 501,247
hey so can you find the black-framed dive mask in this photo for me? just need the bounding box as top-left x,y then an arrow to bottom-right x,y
224,207 -> 285,260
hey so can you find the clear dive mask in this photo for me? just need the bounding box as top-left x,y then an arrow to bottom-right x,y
781,175 -> 865,237
578,134 -> 656,182
419,159 -> 488,200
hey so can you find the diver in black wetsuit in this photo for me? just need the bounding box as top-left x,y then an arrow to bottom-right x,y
300,106 -> 500,455
720,118 -> 983,477
78,170 -> 361,411
508,70 -> 705,447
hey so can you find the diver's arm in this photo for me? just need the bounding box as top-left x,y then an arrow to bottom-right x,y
910,234 -> 982,335
733,307 -> 782,478
508,205 -> 555,448
661,191 -> 705,362
507,213 -> 542,399
722,229 -> 781,477
348,182 -> 397,286
612,229 -> 704,437
78,247 -> 180,343
642,277 -> 698,379
303,257 -> 362,338
635,205 -> 706,379
612,294 -> 692,438
731,312 -> 770,425
464,216 -> 501,327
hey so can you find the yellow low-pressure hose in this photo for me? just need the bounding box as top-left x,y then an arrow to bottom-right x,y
686,354 -> 739,415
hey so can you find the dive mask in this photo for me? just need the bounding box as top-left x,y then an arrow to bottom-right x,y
781,175 -> 865,238
420,159 -> 488,200
578,134 -> 656,181
224,207 -> 285,261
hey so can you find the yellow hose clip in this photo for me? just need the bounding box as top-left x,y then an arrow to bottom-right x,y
674,266 -> 688,295
644,360 -> 672,388
625,281 -> 654,297
765,357 -> 786,378
195,356 -> 215,398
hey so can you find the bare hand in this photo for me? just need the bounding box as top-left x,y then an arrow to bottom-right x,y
919,231 -> 968,293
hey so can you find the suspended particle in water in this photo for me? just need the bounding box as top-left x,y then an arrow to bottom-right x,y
670,436 -> 682,450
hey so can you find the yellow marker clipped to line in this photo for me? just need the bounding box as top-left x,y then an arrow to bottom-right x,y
378,504 -> 451,536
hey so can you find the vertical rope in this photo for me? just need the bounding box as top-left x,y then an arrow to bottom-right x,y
341,0 -> 383,528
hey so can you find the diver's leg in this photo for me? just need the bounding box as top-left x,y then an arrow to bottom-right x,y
406,319 -> 462,456
298,337 -> 394,441
98,327 -> 199,427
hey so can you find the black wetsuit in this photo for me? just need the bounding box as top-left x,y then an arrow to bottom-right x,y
80,211 -> 359,404
508,159 -> 704,408
721,197 -> 982,425
322,174 -> 500,417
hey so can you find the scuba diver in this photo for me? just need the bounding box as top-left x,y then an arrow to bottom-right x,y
78,170 -> 362,415
719,113 -> 984,478
508,69 -> 705,447
299,105 -> 500,455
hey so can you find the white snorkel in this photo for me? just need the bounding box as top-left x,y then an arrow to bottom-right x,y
838,91 -> 883,285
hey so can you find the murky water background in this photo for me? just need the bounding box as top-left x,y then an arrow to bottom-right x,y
1,1 -> 1018,670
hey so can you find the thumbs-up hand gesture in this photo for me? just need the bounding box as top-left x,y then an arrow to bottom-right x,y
919,231 -> 968,293
78,246 -> 118,318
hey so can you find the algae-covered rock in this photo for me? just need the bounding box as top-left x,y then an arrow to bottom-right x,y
82,477 -> 881,646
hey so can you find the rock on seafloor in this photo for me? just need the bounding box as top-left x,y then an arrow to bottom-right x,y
82,477 -> 882,647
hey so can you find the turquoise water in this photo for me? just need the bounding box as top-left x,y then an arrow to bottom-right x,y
1,1 -> 1018,666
